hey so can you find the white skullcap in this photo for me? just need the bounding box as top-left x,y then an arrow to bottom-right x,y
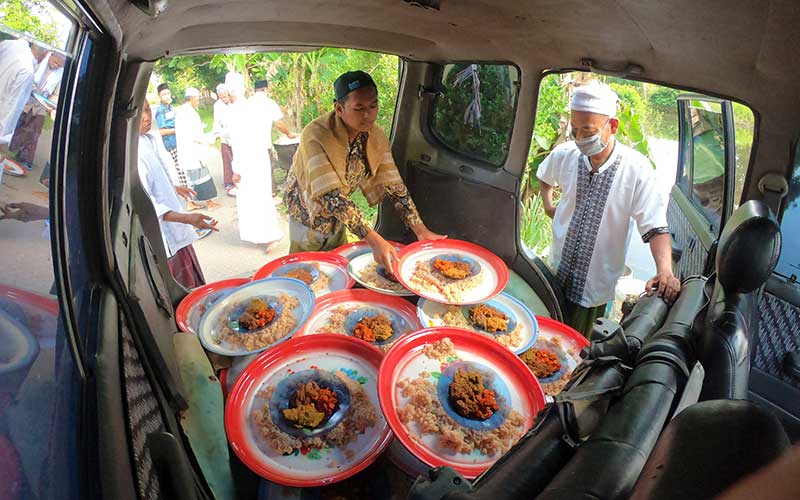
185,87 -> 200,98
224,72 -> 245,97
570,83 -> 618,117
216,83 -> 228,94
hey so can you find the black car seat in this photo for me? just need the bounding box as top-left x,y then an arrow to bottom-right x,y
696,200 -> 781,400
629,399 -> 791,500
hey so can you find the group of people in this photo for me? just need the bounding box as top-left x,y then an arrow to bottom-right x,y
139,72 -> 297,287
140,68 -> 680,336
0,37 -> 65,170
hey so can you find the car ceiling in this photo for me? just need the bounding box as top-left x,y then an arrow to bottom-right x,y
88,0 -> 800,194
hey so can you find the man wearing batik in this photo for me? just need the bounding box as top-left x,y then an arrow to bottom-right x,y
538,83 -> 680,336
284,70 -> 445,271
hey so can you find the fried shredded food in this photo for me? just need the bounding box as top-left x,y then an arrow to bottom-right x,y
521,348 -> 562,378
353,314 -> 393,342
448,368 -> 499,420
282,380 -> 338,429
238,299 -> 276,330
283,268 -> 315,285
469,304 -> 509,332
433,258 -> 472,280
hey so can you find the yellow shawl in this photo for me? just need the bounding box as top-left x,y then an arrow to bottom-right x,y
289,111 -> 403,218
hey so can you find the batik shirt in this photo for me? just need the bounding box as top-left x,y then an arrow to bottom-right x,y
285,131 -> 421,239
537,141 -> 669,307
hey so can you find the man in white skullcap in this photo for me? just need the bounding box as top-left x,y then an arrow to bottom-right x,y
537,82 -> 679,336
175,87 -> 219,214
212,83 -> 235,194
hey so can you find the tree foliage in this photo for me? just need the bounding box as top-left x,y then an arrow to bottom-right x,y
0,0 -> 59,45
153,49 -> 400,136
430,64 -> 518,166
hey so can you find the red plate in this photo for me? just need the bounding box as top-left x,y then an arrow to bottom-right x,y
378,328 -> 545,479
2,158 -> 26,177
527,316 -> 589,395
225,334 -> 393,487
393,240 -> 509,305
294,289 -> 422,351
175,278 -> 249,334
0,284 -> 58,316
251,252 -> 354,296
331,240 -> 405,261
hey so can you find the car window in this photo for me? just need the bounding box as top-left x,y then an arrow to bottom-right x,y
430,63 -> 519,166
688,100 -> 726,226
774,141 -> 800,279
0,4 -> 80,499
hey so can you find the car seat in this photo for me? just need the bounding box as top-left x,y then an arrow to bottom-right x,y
695,200 -> 781,400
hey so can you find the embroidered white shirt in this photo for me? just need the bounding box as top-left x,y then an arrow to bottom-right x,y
537,141 -> 668,307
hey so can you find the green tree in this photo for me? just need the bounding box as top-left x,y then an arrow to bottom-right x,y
0,0 -> 59,45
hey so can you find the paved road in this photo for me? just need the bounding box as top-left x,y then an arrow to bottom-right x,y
190,143 -> 291,283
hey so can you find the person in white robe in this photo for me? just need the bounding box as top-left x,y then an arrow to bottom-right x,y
537,82 -> 679,336
0,39 -> 45,152
225,74 -> 284,250
9,51 -> 65,168
138,99 -> 218,288
175,87 -> 219,210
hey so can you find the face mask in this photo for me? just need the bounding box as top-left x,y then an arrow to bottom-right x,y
574,120 -> 610,157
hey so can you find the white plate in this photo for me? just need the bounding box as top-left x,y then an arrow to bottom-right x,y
417,293 -> 539,354
347,252 -> 415,297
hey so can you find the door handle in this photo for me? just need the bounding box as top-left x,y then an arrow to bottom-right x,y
671,233 -> 683,263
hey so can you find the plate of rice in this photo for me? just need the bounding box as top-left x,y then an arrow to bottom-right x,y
518,317 -> 588,396
416,293 -> 538,354
252,252 -> 354,297
176,278 -> 250,334
393,240 -> 509,305
332,240 -> 405,261
378,328 -> 544,479
197,277 -> 315,356
347,252 -> 414,297
225,334 -> 392,487
294,289 -> 422,352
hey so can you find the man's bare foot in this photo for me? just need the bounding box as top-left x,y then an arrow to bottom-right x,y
265,241 -> 280,253
187,201 -> 204,211
206,199 -> 221,211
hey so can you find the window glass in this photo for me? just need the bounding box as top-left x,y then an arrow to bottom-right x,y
430,63 -> 518,166
688,100 -> 725,227
732,102 -> 755,208
677,103 -> 693,193
775,142 -> 800,279
0,2 -> 80,498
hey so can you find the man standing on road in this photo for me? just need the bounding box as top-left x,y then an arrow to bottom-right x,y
226,76 -> 284,252
537,83 -> 680,336
154,83 -> 185,185
175,87 -> 219,212
138,99 -> 218,288
8,51 -> 65,170
212,83 -> 236,196
0,39 -> 47,157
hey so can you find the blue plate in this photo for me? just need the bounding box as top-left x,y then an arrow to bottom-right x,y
461,300 -> 518,335
429,254 -> 481,279
269,369 -> 352,438
198,277 -> 315,356
224,297 -> 283,333
342,307 -> 412,346
436,361 -> 511,431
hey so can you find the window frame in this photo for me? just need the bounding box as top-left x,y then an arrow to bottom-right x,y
676,94 -> 737,235
425,61 -> 521,169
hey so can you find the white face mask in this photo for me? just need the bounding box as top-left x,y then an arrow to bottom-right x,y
574,119 -> 610,157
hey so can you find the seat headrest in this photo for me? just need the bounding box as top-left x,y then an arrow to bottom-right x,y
716,200 -> 781,293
